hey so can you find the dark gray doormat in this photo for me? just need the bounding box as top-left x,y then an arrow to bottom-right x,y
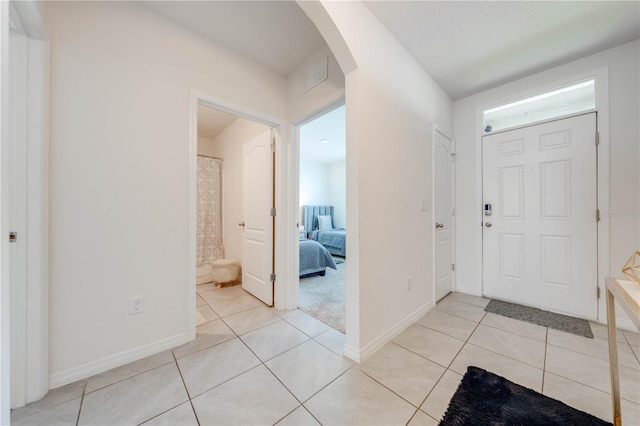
484,299 -> 593,338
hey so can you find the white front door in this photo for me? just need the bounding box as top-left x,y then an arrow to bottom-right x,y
241,129 -> 274,306
434,130 -> 454,302
482,113 -> 597,318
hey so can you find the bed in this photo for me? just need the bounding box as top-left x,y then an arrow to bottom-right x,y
303,205 -> 346,257
299,236 -> 337,277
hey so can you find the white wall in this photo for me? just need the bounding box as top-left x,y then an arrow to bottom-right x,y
287,44 -> 345,124
299,159 -> 330,225
197,135 -> 218,157
328,161 -> 346,229
43,1 -> 287,386
454,40 -> 639,325
298,159 -> 345,230
199,120 -> 271,265
302,1 -> 453,360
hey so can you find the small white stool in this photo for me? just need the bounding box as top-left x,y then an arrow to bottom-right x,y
212,259 -> 240,288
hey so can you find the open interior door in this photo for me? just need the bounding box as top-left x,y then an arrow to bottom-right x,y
241,129 -> 274,306
434,130 -> 454,302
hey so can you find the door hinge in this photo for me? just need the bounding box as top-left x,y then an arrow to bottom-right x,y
270,208 -> 276,217
270,273 -> 276,282
271,139 -> 276,152
452,208 -> 455,217
596,209 -> 600,221
9,232 -> 17,243
597,286 -> 601,299
451,152 -> 456,161
595,132 -> 600,146
452,263 -> 455,271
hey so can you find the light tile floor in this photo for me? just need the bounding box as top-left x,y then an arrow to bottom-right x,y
11,288 -> 640,425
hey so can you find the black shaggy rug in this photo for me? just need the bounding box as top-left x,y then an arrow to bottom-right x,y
440,366 -> 611,426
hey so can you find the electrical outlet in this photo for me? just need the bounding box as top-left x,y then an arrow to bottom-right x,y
130,296 -> 144,314
406,276 -> 411,291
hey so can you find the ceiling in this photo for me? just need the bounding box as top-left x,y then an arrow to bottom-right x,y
146,1 -> 640,100
197,105 -> 237,140
300,105 -> 346,164
363,1 -> 640,99
144,1 -> 326,76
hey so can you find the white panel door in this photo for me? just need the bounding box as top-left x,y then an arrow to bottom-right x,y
434,130 -> 454,302
482,113 -> 597,318
242,129 -> 274,306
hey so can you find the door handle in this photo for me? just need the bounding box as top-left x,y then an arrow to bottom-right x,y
435,223 -> 444,229
238,221 -> 245,228
485,222 -> 492,228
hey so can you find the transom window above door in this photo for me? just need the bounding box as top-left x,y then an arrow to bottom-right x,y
483,79 -> 595,133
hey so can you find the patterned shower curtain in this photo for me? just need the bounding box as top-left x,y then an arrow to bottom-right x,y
196,156 -> 224,265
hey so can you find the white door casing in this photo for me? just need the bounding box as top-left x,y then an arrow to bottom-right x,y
242,129 -> 274,306
2,9 -> 49,408
482,113 -> 598,318
434,129 -> 454,302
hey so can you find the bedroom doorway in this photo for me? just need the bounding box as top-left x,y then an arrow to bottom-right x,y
297,104 -> 346,332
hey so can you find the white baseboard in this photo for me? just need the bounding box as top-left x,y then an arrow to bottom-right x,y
593,317 -> 638,333
49,332 -> 191,389
343,301 -> 435,364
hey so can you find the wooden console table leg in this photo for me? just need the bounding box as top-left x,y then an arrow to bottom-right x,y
606,288 -> 622,426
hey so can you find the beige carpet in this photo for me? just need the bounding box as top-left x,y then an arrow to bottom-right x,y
298,259 -> 345,333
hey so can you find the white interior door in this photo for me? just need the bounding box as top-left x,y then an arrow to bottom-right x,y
434,130 -> 454,302
9,27 -> 28,409
242,129 -> 274,306
482,113 -> 597,318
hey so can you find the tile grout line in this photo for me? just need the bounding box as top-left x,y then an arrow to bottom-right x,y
82,359 -> 176,396
194,288 -> 347,416
171,350 -> 201,426
412,310 -> 488,420
218,307 -> 348,425
541,327 -> 549,393
74,380 -> 88,426
546,338 -> 640,368
312,333 -> 346,357
357,369 -> 423,409
299,365 -> 355,408
217,313 -> 311,407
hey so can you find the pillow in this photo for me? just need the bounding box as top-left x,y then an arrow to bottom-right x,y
317,215 -> 333,230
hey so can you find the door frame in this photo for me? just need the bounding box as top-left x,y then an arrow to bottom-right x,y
187,90 -> 291,335
476,67 -> 612,325
2,0 -> 49,416
432,125 -> 455,302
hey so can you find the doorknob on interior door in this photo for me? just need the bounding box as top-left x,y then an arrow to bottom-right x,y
485,222 -> 492,228
238,221 -> 245,228
435,223 -> 444,229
